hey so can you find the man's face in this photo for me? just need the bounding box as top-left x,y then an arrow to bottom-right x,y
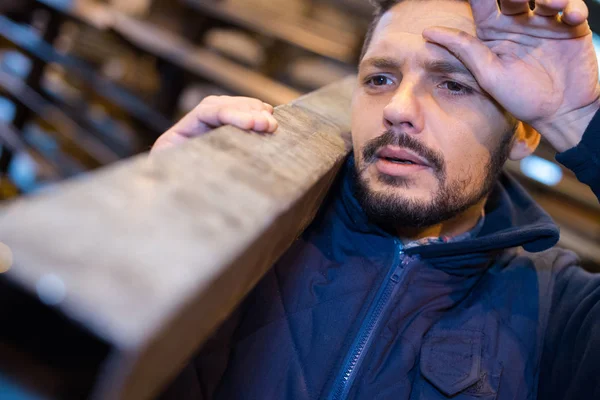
351,0 -> 516,231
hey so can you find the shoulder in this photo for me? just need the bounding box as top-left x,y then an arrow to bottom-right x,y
490,246 -> 581,287
518,246 -> 580,274
489,247 -> 586,309
477,247 -> 582,295
519,246 -> 594,299
527,246 -> 600,322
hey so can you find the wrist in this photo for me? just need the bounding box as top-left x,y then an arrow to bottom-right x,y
532,98 -> 600,153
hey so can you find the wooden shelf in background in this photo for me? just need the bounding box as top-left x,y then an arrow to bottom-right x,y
0,122 -> 56,176
0,70 -> 119,168
182,0 -> 359,64
41,86 -> 141,158
36,0 -> 114,30
111,13 -> 303,106
504,158 -> 600,214
0,15 -> 172,134
31,1 -> 303,106
0,122 -> 66,191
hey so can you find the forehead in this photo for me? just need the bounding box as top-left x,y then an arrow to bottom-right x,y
366,0 -> 476,59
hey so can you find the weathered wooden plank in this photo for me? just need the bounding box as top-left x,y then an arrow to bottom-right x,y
0,76 -> 355,399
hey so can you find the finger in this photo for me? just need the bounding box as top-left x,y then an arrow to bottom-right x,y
262,110 -> 279,132
250,110 -> 278,133
250,110 -> 271,132
533,0 -> 568,17
500,0 -> 531,15
560,0 -> 588,25
181,105 -> 254,134
422,27 -> 500,90
166,104 -> 220,137
469,0 -> 500,24
165,96 -> 276,139
202,95 -> 268,111
217,108 -> 255,130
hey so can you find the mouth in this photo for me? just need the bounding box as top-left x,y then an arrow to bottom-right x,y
375,146 -> 431,168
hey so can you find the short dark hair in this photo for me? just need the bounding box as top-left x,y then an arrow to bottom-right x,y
359,0 -> 468,61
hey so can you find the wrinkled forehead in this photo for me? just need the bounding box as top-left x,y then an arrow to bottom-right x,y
366,1 -> 476,58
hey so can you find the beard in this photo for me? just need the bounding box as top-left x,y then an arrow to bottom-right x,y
352,129 -> 515,232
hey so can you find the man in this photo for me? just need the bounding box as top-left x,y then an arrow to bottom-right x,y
154,0 -> 600,398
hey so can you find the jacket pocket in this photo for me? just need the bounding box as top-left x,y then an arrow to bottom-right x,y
419,329 -> 502,400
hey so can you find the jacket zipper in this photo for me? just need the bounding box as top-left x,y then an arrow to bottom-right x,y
327,240 -> 414,400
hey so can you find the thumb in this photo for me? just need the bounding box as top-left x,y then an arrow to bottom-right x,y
422,27 -> 499,90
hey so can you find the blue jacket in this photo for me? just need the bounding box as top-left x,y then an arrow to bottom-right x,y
161,109 -> 600,400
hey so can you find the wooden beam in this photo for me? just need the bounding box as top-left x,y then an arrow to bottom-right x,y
0,76 -> 355,399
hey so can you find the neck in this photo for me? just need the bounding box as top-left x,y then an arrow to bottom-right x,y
396,198 -> 487,243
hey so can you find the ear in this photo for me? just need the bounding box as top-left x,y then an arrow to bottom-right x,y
508,121 -> 541,161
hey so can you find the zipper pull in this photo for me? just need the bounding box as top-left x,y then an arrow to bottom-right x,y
391,250 -> 405,282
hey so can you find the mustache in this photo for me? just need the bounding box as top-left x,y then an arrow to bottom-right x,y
362,130 -> 445,173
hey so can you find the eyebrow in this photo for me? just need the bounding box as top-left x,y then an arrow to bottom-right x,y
361,56 -> 475,80
424,60 -> 474,79
361,57 -> 404,70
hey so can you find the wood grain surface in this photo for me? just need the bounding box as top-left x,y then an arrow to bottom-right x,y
0,76 -> 355,399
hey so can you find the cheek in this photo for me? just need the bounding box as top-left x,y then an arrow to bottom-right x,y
429,116 -> 495,182
447,149 -> 490,184
351,93 -> 386,157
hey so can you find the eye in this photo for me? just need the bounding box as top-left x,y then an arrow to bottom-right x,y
439,81 -> 472,95
365,75 -> 393,87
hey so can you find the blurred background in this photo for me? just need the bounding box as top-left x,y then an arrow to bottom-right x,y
0,0 -> 599,272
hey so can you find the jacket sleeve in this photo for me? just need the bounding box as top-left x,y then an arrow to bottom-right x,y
555,107 -> 600,199
539,109 -> 600,398
537,260 -> 600,399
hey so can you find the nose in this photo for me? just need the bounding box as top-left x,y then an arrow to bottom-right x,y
382,80 -> 424,135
